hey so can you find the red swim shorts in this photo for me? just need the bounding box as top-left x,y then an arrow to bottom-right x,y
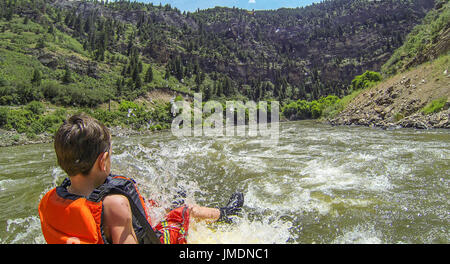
154,205 -> 190,244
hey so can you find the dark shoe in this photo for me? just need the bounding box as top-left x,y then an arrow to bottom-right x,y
218,192 -> 244,223
171,190 -> 187,209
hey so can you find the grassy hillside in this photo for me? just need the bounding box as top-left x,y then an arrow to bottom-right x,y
382,0 -> 450,76
0,8 -> 200,106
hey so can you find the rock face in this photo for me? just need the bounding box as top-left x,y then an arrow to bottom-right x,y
49,0 -> 436,98
329,60 -> 450,129
36,50 -> 100,79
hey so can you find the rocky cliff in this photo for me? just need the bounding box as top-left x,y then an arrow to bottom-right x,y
329,1 -> 449,129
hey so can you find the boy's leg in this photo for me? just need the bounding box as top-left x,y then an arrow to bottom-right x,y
189,205 -> 220,223
189,192 -> 244,223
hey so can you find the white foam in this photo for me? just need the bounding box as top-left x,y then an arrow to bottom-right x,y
299,159 -> 393,193
332,224 -> 383,244
5,216 -> 45,244
245,180 -> 331,215
0,179 -> 15,191
188,217 -> 292,244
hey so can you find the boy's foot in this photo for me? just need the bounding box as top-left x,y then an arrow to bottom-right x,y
171,190 -> 187,209
218,192 -> 244,223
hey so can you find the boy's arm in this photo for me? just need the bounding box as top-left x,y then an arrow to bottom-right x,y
102,194 -> 138,244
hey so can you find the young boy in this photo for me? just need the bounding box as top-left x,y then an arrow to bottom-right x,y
38,114 -> 243,244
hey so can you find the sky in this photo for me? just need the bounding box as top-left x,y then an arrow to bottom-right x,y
140,0 -> 322,12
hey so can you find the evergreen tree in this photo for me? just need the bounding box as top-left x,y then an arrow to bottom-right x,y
31,68 -> 42,87
134,75 -> 142,90
36,37 -> 46,49
74,14 -> 84,36
138,61 -> 143,74
48,24 -> 54,35
164,68 -> 170,80
195,72 -> 201,87
174,56 -> 183,81
5,7 -> 13,21
62,66 -> 74,84
203,84 -> 213,101
144,66 -> 153,83
223,77 -> 233,96
216,80 -> 223,96
131,66 -> 139,82
95,47 -> 105,61
116,78 -> 123,96
255,83 -> 262,101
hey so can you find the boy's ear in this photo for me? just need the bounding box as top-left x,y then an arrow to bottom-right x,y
97,152 -> 109,171
101,152 -> 109,171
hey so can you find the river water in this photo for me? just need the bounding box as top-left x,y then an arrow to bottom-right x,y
0,120 -> 448,244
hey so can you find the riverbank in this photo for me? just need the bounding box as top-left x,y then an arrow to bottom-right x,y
2,115 -> 448,149
0,97 -> 174,148
0,125 -> 166,148
0,129 -> 52,147
327,109 -> 449,129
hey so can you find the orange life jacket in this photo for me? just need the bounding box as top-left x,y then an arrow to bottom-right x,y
38,174 -> 161,244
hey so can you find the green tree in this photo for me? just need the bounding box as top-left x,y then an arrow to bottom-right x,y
5,8 -> 13,21
116,78 -> 123,96
164,68 -> 170,80
62,66 -> 74,84
144,66 -> 153,83
134,75 -> 142,90
36,37 -> 46,50
203,84 -> 213,101
0,107 -> 8,127
31,68 -> 42,87
131,66 -> 139,82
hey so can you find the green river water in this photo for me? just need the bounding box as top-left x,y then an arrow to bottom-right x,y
0,120 -> 448,244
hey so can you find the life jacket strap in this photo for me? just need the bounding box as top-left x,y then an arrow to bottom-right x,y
87,177 -> 161,244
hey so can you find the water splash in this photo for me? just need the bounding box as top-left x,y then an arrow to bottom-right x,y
332,224 -> 383,244
5,216 -> 45,244
188,217 -> 292,244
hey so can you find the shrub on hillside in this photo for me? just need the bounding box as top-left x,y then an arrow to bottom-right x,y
421,97 -> 448,114
350,71 -> 382,91
25,101 -> 45,115
0,107 -> 8,126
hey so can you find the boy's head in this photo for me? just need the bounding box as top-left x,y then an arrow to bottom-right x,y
54,114 -> 111,177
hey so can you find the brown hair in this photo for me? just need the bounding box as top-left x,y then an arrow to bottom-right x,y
54,114 -> 111,176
